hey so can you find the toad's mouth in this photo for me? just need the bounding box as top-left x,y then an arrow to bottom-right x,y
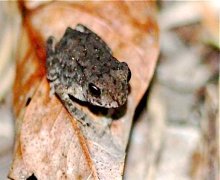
89,99 -> 119,109
67,93 -> 121,108
67,93 -> 127,119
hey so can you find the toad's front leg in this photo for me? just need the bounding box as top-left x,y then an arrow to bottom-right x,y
54,84 -> 112,136
55,84 -> 90,126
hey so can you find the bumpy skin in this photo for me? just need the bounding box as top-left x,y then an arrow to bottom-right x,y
46,24 -> 131,109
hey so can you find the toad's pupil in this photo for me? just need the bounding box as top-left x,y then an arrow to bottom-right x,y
89,83 -> 101,97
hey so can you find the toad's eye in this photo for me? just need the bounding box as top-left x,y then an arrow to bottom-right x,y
127,68 -> 131,82
89,83 -> 101,97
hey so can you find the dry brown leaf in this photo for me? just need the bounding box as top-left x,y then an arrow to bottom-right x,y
9,1 -> 159,179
